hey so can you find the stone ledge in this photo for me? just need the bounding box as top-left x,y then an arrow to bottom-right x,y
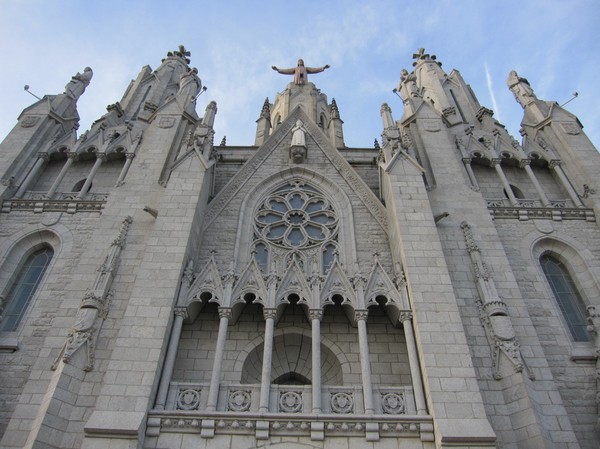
84,411 -> 145,438
436,418 -> 496,447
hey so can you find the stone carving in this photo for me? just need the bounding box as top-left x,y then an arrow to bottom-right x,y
158,117 -> 175,128
507,70 -> 537,108
64,67 -> 93,101
176,388 -> 201,410
279,391 -> 303,413
460,221 -> 534,380
561,122 -> 581,136
272,59 -> 330,85
227,389 -> 251,412
52,216 -> 132,371
381,392 -> 406,414
290,120 -> 307,163
331,392 -> 354,414
398,69 -> 419,99
178,67 -> 202,101
20,116 -> 40,128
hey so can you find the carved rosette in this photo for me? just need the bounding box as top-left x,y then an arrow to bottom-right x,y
381,392 -> 406,414
176,388 -> 201,410
227,390 -> 251,412
330,392 -> 354,414
279,391 -> 303,413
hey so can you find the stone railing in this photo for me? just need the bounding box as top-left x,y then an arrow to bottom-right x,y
485,198 -> 594,221
1,191 -> 108,214
146,382 -> 433,442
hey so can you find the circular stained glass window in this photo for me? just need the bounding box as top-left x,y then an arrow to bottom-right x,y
255,181 -> 338,249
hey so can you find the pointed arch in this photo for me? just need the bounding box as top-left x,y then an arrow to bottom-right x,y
528,234 -> 600,343
0,225 -> 71,333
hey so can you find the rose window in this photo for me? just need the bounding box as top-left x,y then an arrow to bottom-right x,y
255,182 -> 338,249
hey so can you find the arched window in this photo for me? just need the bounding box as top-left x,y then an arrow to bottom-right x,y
0,246 -> 54,332
540,254 -> 590,342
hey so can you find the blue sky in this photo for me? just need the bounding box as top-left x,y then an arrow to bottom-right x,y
0,0 -> 598,148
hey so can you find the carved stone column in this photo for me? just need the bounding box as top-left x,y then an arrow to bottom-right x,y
355,309 -> 374,414
155,307 -> 188,410
462,157 -> 480,191
76,153 -> 105,199
492,159 -> 519,206
550,160 -> 584,207
258,308 -> 277,412
46,152 -> 77,198
521,160 -> 551,206
400,312 -> 427,414
309,309 -> 324,413
14,152 -> 49,198
206,307 -> 232,411
115,153 -> 135,187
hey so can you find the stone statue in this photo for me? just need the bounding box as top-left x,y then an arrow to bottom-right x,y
507,70 -> 537,107
291,120 -> 307,147
64,67 -> 93,100
272,59 -> 330,85
290,120 -> 307,163
398,69 -> 419,98
178,67 -> 202,100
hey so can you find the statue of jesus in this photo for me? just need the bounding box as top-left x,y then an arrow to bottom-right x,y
272,59 -> 330,85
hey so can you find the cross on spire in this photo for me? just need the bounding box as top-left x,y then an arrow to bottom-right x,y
412,48 -> 436,66
167,45 -> 191,64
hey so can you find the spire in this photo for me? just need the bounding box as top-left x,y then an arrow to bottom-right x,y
330,98 -> 340,119
255,98 -> 271,146
260,98 -> 271,119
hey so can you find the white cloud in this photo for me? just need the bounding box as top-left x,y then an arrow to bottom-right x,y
484,63 -> 501,123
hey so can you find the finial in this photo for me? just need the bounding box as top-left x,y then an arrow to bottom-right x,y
374,138 -> 380,150
220,136 -> 227,146
330,98 -> 340,119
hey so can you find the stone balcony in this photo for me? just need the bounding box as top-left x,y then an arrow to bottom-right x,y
1,191 -> 108,213
485,198 -> 595,221
147,382 -> 433,442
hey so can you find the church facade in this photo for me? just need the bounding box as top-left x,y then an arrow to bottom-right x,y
0,46 -> 599,449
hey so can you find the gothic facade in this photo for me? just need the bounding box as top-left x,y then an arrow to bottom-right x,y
0,47 -> 599,449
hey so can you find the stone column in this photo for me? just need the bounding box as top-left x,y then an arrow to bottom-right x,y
14,152 -> 49,198
462,158 -> 480,190
550,160 -> 584,207
155,307 -> 188,410
46,153 -> 76,198
521,160 -> 551,206
492,160 -> 519,206
76,153 -> 105,199
206,307 -> 232,411
355,309 -> 374,414
115,153 -> 135,187
258,308 -> 277,412
400,312 -> 427,415
309,309 -> 323,413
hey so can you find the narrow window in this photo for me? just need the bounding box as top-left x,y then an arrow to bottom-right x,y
540,255 -> 590,342
0,247 -> 54,332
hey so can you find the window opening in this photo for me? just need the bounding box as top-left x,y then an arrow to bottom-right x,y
0,247 -> 54,332
540,255 -> 590,342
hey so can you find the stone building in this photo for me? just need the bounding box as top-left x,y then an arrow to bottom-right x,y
0,46 -> 599,449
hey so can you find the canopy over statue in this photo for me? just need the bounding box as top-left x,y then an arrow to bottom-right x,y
272,59 -> 330,85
